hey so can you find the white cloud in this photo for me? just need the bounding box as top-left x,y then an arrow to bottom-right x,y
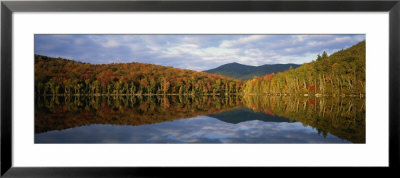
102,40 -> 120,48
219,35 -> 268,48
74,39 -> 85,45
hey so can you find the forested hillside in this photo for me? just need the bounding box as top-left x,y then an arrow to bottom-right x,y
242,41 -> 366,96
204,62 -> 300,80
35,55 -> 243,96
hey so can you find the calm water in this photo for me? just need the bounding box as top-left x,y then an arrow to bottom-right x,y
35,95 -> 365,143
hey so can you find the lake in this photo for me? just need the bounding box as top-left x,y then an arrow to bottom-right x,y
35,95 -> 365,143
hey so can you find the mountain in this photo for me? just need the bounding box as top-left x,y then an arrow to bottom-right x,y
204,62 -> 300,80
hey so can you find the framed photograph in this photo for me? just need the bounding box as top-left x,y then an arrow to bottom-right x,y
1,0 -> 399,176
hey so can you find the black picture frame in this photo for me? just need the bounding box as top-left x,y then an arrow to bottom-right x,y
1,0 -> 399,177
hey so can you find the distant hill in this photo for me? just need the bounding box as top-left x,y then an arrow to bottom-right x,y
204,62 -> 300,80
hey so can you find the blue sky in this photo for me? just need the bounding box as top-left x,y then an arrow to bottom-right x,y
35,34 -> 365,71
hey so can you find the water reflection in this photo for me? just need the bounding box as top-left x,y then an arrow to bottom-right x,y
35,116 -> 349,143
241,96 -> 365,143
35,95 -> 365,143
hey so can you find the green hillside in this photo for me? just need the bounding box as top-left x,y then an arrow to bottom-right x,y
243,40 -> 366,96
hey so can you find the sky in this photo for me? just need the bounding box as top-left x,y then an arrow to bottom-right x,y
34,34 -> 365,71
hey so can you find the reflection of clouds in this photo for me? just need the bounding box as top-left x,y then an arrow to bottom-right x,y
36,116 -> 350,144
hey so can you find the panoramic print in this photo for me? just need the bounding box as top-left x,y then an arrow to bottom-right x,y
34,34 -> 366,143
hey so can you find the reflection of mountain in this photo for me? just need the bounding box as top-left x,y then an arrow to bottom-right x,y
208,107 -> 291,124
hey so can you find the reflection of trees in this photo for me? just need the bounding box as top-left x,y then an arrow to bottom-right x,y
35,95 -> 365,143
35,95 -> 243,133
242,96 -> 365,143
